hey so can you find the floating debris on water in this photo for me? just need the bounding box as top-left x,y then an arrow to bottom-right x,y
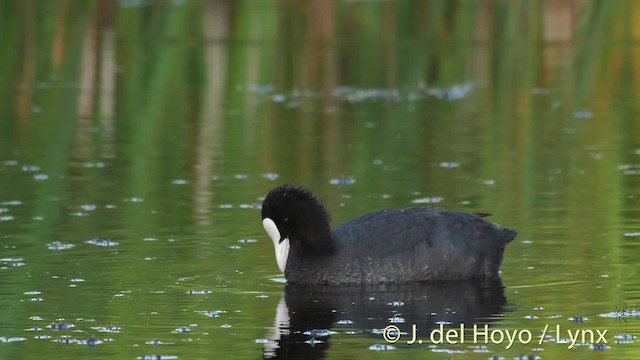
197,310 -> 225,318
305,337 -> 323,345
369,343 -> 395,351
600,305 -> 640,318
574,111 -> 593,119
589,343 -> 609,350
171,327 -> 190,334
262,172 -> 279,181
531,87 -> 551,95
272,94 -> 286,102
426,82 -> 473,101
387,301 -> 404,307
470,345 -> 490,353
238,239 -> 257,244
248,84 -> 274,93
86,238 -> 119,247
22,165 -> 40,172
569,316 -> 588,323
47,242 -> 75,251
412,197 -> 444,204
34,174 -> 48,180
388,316 -> 405,323
618,163 -> 640,175
92,325 -> 121,333
239,203 -> 261,209
69,212 -> 89,217
81,161 -> 106,168
85,336 -> 101,346
24,290 -> 44,301
340,88 -> 400,103
514,355 -> 540,360
590,152 -> 603,160
435,321 -> 452,325
439,161 -> 460,169
303,329 -> 336,337
329,177 -> 355,185
187,289 -> 211,295
54,336 -> 76,344
171,179 -> 188,185
0,336 -> 27,343
614,334 -> 636,344
0,257 -> 26,267
336,319 -> 354,325
624,232 -> 640,237
49,322 -> 74,330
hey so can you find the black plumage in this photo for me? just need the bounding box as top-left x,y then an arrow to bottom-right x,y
261,184 -> 516,284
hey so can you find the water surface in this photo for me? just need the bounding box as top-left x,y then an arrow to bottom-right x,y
1,0 -> 640,359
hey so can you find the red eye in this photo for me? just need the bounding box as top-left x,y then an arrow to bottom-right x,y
283,217 -> 289,224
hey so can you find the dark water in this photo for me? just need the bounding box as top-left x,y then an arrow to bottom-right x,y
1,0 -> 640,359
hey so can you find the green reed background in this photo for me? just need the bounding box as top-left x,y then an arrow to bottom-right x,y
0,0 -> 638,267
0,1 -> 639,358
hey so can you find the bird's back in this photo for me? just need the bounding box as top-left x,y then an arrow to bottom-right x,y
328,208 -> 516,283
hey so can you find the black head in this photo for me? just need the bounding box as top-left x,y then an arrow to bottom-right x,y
261,184 -> 334,255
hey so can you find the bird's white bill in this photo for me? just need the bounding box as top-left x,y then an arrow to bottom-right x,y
262,218 -> 290,274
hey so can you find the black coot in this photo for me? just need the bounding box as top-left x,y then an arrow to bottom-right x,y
261,184 -> 516,284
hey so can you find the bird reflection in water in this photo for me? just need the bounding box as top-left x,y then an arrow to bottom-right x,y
262,278 -> 509,358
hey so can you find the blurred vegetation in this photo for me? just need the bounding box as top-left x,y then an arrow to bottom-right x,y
0,1 -> 639,358
1,0 -> 637,232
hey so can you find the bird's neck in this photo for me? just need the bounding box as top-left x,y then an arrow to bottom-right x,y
294,221 -> 336,256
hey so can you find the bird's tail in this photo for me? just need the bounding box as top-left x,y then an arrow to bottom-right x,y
502,228 -> 517,244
